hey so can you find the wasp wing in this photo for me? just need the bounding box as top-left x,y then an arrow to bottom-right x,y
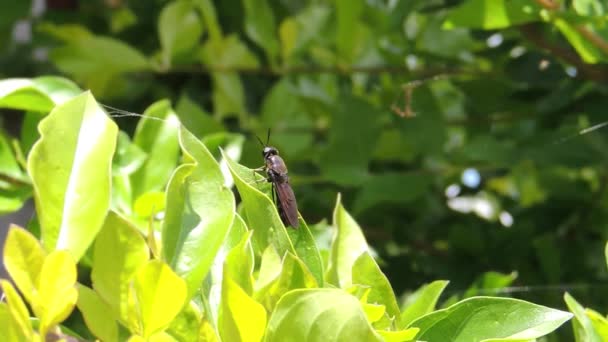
273,181 -> 299,228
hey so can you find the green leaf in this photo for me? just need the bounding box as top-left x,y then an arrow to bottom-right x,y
564,292 -> 603,342
352,251 -> 400,320
130,100 -> 180,199
162,126 -> 235,297
0,76 -> 81,112
265,289 -> 383,342
32,250 -> 78,336
242,0 -> 279,64
326,194 -> 370,288
255,252 -> 318,312
50,36 -> 151,92
158,0 -> 204,66
443,0 -> 541,29
224,231 -> 254,294
3,226 -> 46,305
76,284 -> 119,342
92,211 -> 149,325
128,260 -> 188,338
1,280 -> 34,341
27,91 -> 118,261
218,273 -> 267,342
319,96 -> 382,186
223,151 -> 294,256
335,0 -> 364,61
411,296 -> 573,341
175,94 -> 225,138
399,280 -> 449,328
287,219 -> 324,286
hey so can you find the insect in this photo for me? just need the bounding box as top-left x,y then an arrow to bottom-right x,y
255,131 -> 299,228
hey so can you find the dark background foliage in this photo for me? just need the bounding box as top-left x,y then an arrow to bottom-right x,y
2,0 -> 608,320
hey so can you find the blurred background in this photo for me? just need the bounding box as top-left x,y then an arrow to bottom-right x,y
2,0 -> 608,319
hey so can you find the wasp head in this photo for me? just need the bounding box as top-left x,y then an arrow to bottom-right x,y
262,146 -> 279,158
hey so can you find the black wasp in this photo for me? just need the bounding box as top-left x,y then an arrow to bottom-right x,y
256,131 -> 299,228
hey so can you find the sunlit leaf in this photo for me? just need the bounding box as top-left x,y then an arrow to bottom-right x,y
92,211 -> 149,325
27,91 -> 117,260
266,289 -> 382,342
162,126 -> 234,297
218,274 -> 267,342
412,296 -> 573,341
76,284 -> 119,342
128,260 -> 187,338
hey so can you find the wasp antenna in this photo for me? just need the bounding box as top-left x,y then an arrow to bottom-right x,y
255,134 -> 266,147
266,128 -> 271,146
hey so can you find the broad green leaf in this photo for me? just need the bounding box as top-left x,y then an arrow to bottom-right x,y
92,211 -> 149,325
335,0 -> 364,61
223,151 -> 294,256
3,226 -> 46,305
326,194 -> 370,288
242,0 -> 279,63
443,0 -> 541,29
32,250 -> 78,336
27,91 -> 118,260
287,219 -> 324,286
255,252 -> 318,312
1,280 -> 34,341
131,100 -> 180,199
218,273 -> 267,342
158,0 -> 204,66
175,94 -> 224,138
352,251 -> 400,320
265,289 -> 383,342
76,284 -> 119,342
50,36 -> 151,92
162,126 -> 234,297
224,231 -> 254,294
0,76 -> 81,112
319,96 -> 382,186
399,280 -> 449,328
128,260 -> 187,338
411,296 -> 573,341
564,292 -> 602,342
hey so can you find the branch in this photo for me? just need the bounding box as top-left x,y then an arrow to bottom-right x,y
519,24 -> 608,82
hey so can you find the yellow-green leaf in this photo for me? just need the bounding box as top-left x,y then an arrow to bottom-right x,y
27,91 -> 118,261
33,250 -> 78,336
128,260 -> 187,338
3,225 -> 46,305
218,274 -> 267,342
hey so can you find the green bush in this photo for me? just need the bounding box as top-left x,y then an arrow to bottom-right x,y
3,0 -> 608,340
0,82 -> 575,341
